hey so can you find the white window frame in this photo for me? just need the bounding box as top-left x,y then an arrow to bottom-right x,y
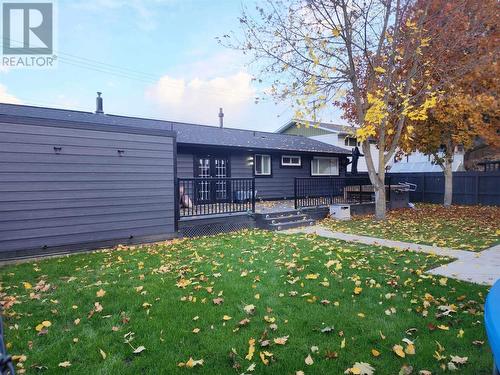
311,157 -> 339,176
254,154 -> 271,176
281,155 -> 302,167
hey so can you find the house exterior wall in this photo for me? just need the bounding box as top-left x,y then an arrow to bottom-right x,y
0,117 -> 176,259
281,123 -> 331,137
308,134 -> 382,173
389,150 -> 465,173
177,147 -> 347,200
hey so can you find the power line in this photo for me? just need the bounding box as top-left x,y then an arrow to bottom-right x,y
0,37 -> 268,101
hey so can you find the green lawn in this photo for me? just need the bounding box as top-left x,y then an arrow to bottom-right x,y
322,204 -> 500,251
0,230 -> 491,374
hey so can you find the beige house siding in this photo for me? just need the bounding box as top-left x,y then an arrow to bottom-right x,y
282,124 -> 331,137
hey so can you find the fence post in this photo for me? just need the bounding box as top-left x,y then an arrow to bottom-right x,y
421,174 -> 426,202
387,176 -> 391,205
174,178 -> 180,231
475,173 -> 480,205
294,178 -> 298,209
251,178 -> 256,213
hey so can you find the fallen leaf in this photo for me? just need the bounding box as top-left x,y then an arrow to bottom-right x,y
243,304 -> 255,314
58,361 -> 71,368
273,336 -> 289,345
133,346 -> 146,354
371,349 -> 380,357
245,338 -> 256,360
305,354 -> 314,365
213,297 -> 224,305
96,289 -> 106,298
99,348 -> 106,360
393,344 -> 406,358
345,362 -> 375,375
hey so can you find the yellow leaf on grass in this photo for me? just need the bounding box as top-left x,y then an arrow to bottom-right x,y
354,287 -> 363,295
23,282 -> 32,289
99,348 -> 106,360
341,338 -> 346,349
371,349 -> 380,357
96,289 -> 106,298
437,325 -> 449,331
245,338 -> 256,360
176,278 -> 192,288
58,361 -> 71,368
405,344 -> 415,355
179,357 -> 204,368
306,273 -> 319,280
393,344 -> 405,358
222,315 -> 232,321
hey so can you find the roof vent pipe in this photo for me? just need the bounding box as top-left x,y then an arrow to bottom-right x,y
95,92 -> 104,114
218,107 -> 224,128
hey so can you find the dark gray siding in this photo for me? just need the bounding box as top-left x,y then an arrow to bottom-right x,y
178,148 -> 347,200
254,153 -> 313,200
177,153 -> 194,178
0,120 -> 176,259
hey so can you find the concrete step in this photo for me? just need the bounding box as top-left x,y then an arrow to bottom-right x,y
266,219 -> 316,231
258,213 -> 308,225
259,210 -> 302,219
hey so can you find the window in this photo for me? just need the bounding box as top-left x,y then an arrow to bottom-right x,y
311,157 -> 339,176
254,154 -> 271,176
344,137 -> 357,147
281,155 -> 301,167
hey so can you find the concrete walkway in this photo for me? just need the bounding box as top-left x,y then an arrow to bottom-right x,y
284,225 -> 500,286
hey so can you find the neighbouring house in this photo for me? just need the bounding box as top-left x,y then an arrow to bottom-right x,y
275,119 -> 381,172
389,148 -> 465,173
276,119 -> 468,173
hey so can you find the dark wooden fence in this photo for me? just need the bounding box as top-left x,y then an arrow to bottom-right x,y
389,171 -> 500,206
294,176 -> 392,209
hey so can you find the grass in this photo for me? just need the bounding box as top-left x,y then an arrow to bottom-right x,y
322,204 -> 500,251
0,230 -> 491,374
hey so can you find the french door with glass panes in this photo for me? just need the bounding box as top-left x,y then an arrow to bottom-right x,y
194,155 -> 230,203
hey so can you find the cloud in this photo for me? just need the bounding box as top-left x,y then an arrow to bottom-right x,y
146,71 -> 256,125
0,84 -> 21,104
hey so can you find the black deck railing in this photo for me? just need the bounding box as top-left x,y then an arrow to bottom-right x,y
294,176 -> 392,209
177,177 -> 255,218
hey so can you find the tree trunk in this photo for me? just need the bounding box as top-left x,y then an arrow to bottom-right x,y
375,184 -> 387,220
362,140 -> 387,220
443,158 -> 453,207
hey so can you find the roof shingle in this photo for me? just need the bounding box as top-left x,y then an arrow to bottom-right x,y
0,103 -> 350,154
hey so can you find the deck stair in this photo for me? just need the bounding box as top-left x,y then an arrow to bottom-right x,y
255,209 -> 316,231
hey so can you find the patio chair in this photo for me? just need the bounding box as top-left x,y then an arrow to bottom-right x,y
485,279 -> 500,375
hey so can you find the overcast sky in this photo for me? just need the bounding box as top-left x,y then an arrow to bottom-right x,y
1,0 -> 346,131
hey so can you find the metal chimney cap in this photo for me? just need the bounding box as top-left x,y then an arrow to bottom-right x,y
95,92 -> 104,114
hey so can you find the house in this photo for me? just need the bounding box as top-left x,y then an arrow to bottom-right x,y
389,148 -> 465,173
276,119 -> 469,173
0,100 -> 353,258
275,119 -> 381,172
0,103 -> 351,200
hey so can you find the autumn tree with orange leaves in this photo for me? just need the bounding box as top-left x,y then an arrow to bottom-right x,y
402,0 -> 500,207
224,0 -> 442,220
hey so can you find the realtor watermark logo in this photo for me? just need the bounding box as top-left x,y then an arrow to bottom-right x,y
2,1 -> 57,68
